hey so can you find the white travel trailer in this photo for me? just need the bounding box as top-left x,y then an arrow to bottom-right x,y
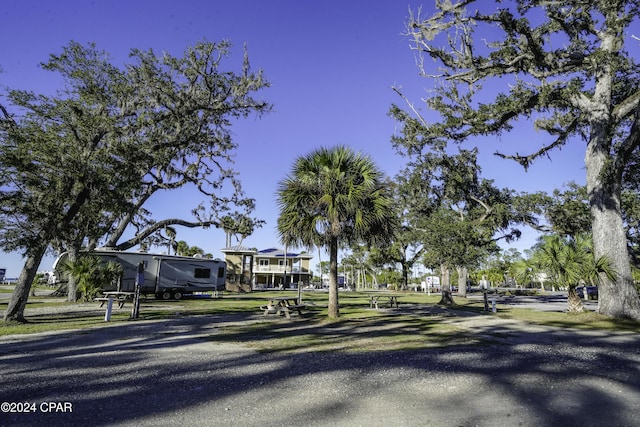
53,249 -> 227,300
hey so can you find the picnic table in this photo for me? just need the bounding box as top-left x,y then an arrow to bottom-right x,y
369,294 -> 399,309
95,291 -> 135,309
261,296 -> 305,319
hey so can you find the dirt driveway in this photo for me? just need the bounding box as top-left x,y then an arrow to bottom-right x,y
1,297 -> 639,427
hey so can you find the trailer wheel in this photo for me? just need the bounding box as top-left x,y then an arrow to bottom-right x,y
172,290 -> 183,300
161,290 -> 173,300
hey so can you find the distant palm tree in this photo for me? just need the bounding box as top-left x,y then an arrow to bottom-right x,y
533,234 -> 615,312
164,226 -> 176,255
511,259 -> 535,289
276,146 -> 397,318
174,240 -> 189,256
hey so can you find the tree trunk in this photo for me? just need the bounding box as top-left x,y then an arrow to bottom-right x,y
66,247 -> 79,302
4,244 -> 47,322
401,262 -> 409,291
586,137 -> 640,320
456,266 -> 468,298
327,237 -> 340,318
437,264 -> 455,306
567,286 -> 585,313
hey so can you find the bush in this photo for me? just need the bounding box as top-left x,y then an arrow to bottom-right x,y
62,256 -> 123,302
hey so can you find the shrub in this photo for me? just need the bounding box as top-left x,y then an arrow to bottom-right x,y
62,256 -> 123,302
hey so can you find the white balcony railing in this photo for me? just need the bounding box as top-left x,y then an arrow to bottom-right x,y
255,265 -> 304,273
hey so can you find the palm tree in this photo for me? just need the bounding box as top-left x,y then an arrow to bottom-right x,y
276,146 -> 397,318
62,256 -> 123,302
533,234 -> 615,313
221,216 -> 237,248
164,226 -> 176,255
174,240 -> 189,256
62,256 -> 103,302
573,233 -> 617,296
511,259 -> 535,289
221,215 -> 256,247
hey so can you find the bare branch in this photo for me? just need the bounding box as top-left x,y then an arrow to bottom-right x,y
469,194 -> 492,223
392,85 -> 428,127
113,218 -> 221,251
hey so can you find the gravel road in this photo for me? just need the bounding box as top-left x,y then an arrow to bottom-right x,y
1,297 -> 639,427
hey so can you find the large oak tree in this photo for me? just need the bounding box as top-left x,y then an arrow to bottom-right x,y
1,40 -> 269,321
392,0 -> 640,319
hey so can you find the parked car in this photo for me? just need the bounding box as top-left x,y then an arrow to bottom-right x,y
576,285 -> 598,300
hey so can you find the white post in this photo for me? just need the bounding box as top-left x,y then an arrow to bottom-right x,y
283,245 -> 287,290
104,297 -> 114,322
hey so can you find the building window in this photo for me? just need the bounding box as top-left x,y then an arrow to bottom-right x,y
259,259 -> 269,267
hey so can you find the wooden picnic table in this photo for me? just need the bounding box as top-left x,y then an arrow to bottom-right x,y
95,291 -> 135,309
369,294 -> 399,309
261,296 -> 305,319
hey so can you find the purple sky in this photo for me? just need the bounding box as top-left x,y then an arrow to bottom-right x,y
0,1 -> 589,277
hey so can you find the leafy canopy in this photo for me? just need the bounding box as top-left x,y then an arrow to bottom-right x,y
1,40 -> 270,256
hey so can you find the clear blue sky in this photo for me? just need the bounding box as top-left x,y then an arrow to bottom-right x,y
0,0 -> 587,278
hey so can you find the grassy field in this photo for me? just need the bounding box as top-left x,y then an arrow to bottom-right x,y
2,290 -> 639,352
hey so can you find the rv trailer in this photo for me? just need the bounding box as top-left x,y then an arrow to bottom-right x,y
53,250 -> 226,300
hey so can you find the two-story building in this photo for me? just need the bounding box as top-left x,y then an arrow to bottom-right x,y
221,245 -> 313,291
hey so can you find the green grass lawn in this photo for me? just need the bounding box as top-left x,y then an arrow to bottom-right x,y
2,290 -> 639,353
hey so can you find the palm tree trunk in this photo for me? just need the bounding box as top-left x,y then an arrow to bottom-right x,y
567,286 -> 585,313
328,237 -> 340,318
